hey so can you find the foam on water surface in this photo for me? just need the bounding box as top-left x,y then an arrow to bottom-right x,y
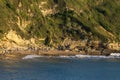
22,55 -> 41,59
22,54 -> 120,60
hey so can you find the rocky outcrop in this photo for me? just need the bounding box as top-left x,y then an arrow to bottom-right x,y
107,42 -> 120,50
0,30 -> 37,50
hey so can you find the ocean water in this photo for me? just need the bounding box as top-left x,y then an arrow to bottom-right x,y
0,56 -> 120,80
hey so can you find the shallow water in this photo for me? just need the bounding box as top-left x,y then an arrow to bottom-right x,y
0,57 -> 120,80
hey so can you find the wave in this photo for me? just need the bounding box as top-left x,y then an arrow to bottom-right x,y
56,55 -> 109,59
76,54 -> 120,59
22,54 -> 120,60
110,53 -> 120,56
22,55 -> 41,59
75,55 -> 108,59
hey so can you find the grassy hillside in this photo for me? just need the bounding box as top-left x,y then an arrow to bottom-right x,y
0,0 -> 120,46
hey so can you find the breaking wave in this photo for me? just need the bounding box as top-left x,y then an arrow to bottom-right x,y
58,55 -> 120,59
22,54 -> 120,59
75,55 -> 112,59
22,55 -> 41,59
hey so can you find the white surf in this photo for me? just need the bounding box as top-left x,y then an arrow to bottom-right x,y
22,55 -> 41,59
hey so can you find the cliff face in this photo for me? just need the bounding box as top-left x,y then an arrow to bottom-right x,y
0,0 -> 120,50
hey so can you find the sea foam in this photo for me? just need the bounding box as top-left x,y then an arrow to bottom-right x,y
22,55 -> 41,59
75,54 -> 109,59
22,54 -> 120,60
75,54 -> 120,59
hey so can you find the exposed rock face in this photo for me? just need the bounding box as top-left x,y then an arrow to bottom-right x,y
61,38 -> 87,50
17,16 -> 31,32
0,30 -> 37,50
6,30 -> 27,45
39,1 -> 55,16
107,42 -> 120,50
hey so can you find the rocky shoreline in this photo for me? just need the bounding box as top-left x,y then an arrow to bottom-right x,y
0,46 -> 120,60
0,31 -> 119,60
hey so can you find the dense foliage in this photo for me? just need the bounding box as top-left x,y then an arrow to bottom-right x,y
0,0 -> 120,45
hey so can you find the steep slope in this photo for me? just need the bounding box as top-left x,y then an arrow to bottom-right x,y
0,0 -> 120,49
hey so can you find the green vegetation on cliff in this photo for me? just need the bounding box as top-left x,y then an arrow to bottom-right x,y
0,0 -> 120,46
